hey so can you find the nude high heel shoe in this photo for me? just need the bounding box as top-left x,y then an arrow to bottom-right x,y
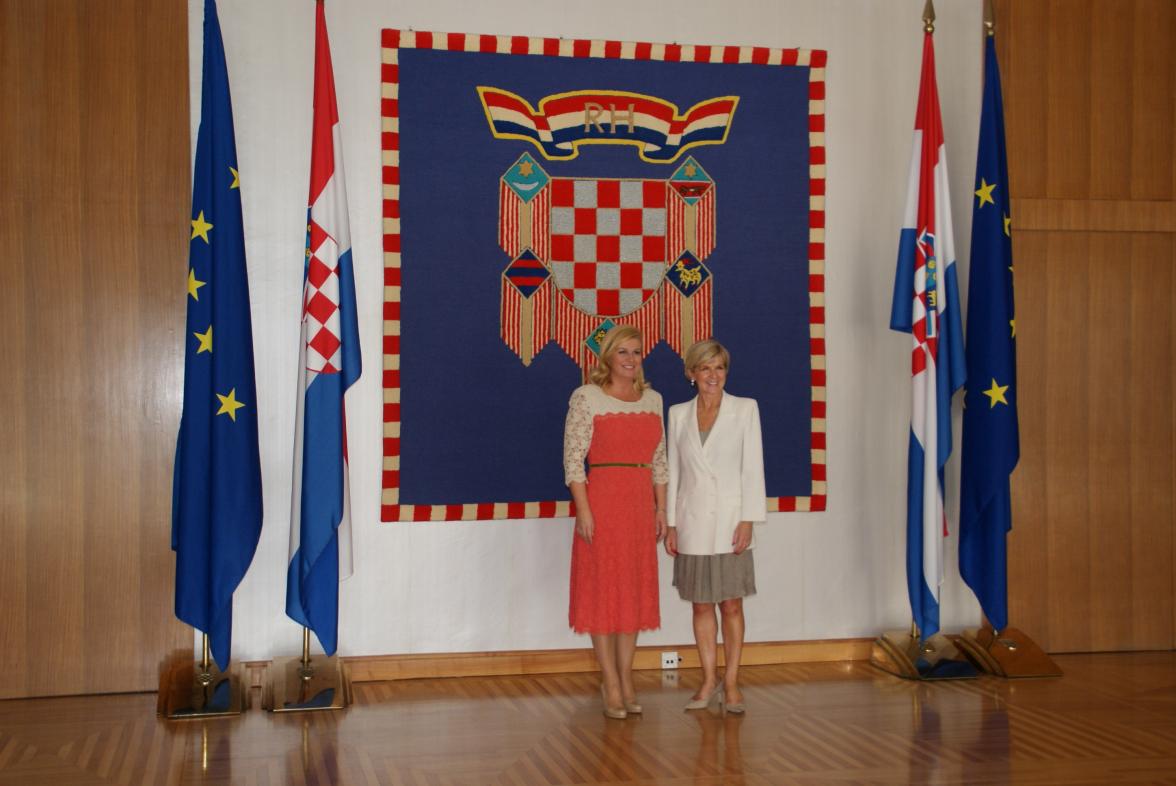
723,685 -> 744,714
600,684 -> 627,720
684,685 -> 723,711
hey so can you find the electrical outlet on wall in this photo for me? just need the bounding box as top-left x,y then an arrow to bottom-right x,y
660,651 -> 680,669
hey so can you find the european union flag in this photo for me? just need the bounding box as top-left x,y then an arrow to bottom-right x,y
171,0 -> 262,671
959,34 -> 1019,633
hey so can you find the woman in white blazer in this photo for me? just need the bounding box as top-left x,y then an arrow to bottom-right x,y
664,339 -> 766,714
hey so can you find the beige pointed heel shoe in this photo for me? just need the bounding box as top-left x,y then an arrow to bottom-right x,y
684,686 -> 723,711
600,684 -> 627,720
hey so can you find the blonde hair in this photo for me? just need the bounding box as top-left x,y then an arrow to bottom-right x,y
589,325 -> 649,392
683,339 -> 730,378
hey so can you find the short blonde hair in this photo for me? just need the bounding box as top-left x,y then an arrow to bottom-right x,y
589,325 -> 649,391
683,339 -> 730,379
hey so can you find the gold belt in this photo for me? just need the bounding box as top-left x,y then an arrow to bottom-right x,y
588,462 -> 651,469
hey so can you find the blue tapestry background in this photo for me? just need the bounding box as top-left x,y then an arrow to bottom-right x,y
396,47 -> 813,508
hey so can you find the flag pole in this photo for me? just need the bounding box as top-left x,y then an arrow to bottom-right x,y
164,0 -> 259,720
947,0 -> 1060,680
199,634 -> 213,685
265,626 -> 351,712
158,629 -> 246,718
264,0 -> 355,711
300,627 -> 312,676
869,0 -> 976,681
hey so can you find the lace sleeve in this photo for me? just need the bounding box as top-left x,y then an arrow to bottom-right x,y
652,430 -> 669,485
651,393 -> 669,485
563,387 -> 593,485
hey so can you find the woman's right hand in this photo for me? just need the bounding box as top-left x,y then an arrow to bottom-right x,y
575,510 -> 595,544
663,527 -> 678,556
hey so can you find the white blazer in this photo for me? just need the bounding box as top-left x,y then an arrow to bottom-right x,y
666,392 -> 767,555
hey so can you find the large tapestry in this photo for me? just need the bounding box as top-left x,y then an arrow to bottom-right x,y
380,30 -> 827,522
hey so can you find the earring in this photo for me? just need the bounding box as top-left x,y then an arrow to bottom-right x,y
689,379 -> 697,388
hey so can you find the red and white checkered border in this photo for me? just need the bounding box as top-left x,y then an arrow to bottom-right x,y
380,28 -> 828,522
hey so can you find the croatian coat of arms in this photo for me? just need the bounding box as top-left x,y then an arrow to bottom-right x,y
484,89 -> 733,374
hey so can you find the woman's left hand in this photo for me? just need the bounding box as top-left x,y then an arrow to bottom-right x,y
732,521 -> 753,554
654,508 -> 668,542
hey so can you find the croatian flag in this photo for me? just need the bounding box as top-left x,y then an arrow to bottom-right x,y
286,0 -> 361,656
889,30 -> 965,641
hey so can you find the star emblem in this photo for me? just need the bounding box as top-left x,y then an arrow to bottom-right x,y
216,388 -> 246,421
194,325 -> 213,354
982,378 -> 1010,408
517,160 -> 533,176
187,268 -> 206,300
1003,213 -> 1012,237
230,167 -> 240,189
974,178 -> 997,208
191,211 -> 214,243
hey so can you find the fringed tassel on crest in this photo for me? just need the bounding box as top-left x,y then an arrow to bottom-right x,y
611,292 -> 662,356
554,293 -> 596,377
499,176 -> 550,262
695,188 -> 716,258
499,180 -> 523,259
662,279 -> 712,354
530,186 -> 550,262
664,179 -> 716,354
501,258 -> 552,366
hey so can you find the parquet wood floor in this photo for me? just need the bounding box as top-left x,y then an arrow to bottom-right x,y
0,653 -> 1174,785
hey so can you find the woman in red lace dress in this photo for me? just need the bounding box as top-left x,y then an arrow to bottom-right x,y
564,325 -> 668,719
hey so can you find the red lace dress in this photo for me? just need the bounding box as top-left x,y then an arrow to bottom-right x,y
563,384 -> 668,634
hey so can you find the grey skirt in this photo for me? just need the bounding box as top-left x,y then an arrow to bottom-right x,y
673,550 -> 756,603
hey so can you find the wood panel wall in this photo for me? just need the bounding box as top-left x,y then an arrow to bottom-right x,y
0,0 -> 190,698
997,0 -> 1176,652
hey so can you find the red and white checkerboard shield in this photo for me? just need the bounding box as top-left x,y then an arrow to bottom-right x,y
549,178 -> 667,317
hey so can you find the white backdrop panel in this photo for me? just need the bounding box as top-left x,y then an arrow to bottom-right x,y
187,0 -> 984,661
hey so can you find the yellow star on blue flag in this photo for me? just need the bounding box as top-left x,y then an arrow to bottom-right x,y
191,211 -> 214,243
982,378 -> 1009,408
215,388 -> 246,420
194,325 -> 213,354
974,178 -> 996,208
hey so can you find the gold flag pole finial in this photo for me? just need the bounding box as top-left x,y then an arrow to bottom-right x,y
983,0 -> 996,36
923,0 -> 936,33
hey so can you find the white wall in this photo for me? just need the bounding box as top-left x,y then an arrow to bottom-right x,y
189,0 -> 985,662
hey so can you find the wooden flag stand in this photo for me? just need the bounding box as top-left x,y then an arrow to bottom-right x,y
158,635 -> 248,719
953,624 -> 1062,678
264,627 -> 351,713
870,623 -> 980,681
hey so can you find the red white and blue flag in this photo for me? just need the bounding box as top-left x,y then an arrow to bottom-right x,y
889,30 -> 965,641
286,0 -> 361,656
